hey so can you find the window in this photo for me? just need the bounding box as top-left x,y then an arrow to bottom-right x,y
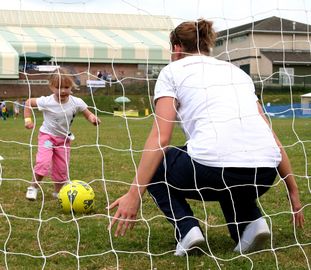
279,67 -> 294,85
138,64 -> 165,77
230,34 -> 248,43
215,40 -> 223,47
240,64 -> 250,75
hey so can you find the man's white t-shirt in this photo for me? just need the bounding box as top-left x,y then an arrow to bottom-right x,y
36,95 -> 88,138
154,55 -> 281,168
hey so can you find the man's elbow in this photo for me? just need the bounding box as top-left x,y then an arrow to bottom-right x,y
158,135 -> 171,148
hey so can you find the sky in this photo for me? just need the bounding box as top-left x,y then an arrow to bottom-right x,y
0,0 -> 310,31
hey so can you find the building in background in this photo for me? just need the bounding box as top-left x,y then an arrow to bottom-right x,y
213,16 -> 311,88
2,12 -> 310,98
0,10 -> 173,97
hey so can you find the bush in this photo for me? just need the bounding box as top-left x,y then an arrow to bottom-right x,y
81,95 -> 153,116
255,83 -> 311,94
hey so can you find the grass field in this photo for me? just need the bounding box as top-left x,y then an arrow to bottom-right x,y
0,114 -> 310,270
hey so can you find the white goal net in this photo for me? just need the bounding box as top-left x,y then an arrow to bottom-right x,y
0,0 -> 310,269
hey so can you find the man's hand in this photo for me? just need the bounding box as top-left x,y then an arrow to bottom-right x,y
107,190 -> 141,237
289,190 -> 305,228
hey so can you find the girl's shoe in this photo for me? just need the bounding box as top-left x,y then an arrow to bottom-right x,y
26,186 -> 38,200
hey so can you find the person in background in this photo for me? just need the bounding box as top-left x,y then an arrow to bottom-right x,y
0,99 -> 5,120
97,70 -> 103,79
1,101 -> 7,120
13,99 -> 21,119
107,18 -> 304,256
102,70 -> 108,80
24,68 -> 101,200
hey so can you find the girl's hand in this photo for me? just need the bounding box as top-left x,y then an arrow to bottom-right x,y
24,118 -> 34,129
88,114 -> 101,126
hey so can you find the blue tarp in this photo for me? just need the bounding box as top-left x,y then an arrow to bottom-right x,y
263,103 -> 309,118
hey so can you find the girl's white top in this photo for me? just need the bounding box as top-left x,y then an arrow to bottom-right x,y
154,55 -> 281,168
36,95 -> 88,138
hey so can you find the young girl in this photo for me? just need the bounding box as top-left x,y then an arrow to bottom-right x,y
24,68 -> 100,200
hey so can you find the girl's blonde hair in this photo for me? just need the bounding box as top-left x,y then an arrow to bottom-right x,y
49,68 -> 77,89
170,18 -> 216,54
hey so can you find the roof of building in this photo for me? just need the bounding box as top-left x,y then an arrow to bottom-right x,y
0,10 -> 174,79
217,16 -> 311,39
0,10 -> 173,30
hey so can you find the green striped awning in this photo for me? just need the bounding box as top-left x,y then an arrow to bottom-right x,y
0,26 -> 171,77
0,35 -> 19,79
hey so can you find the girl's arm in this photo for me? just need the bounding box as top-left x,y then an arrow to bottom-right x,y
24,98 -> 38,129
108,96 -> 177,237
257,101 -> 304,228
82,108 -> 101,126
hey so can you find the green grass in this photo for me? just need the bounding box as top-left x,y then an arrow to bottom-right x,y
0,115 -> 310,270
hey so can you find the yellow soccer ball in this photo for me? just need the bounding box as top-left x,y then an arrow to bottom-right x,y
58,180 -> 95,213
